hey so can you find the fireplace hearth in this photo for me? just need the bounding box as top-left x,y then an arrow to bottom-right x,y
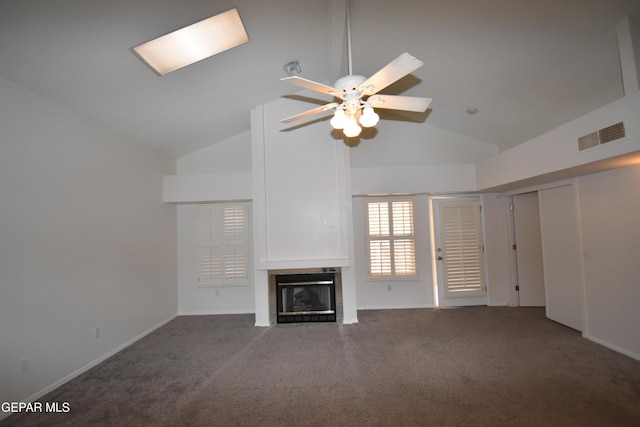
276,272 -> 336,323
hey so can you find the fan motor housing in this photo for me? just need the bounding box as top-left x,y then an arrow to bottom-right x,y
334,75 -> 366,94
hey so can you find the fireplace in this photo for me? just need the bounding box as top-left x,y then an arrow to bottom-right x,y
275,272 -> 337,323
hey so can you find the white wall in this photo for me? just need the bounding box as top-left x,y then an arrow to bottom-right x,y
251,99 -> 352,267
352,164 -> 478,195
350,120 -> 497,194
577,165 -> 640,359
176,131 -> 251,174
352,195 -> 435,309
163,172 -> 252,203
177,204 -> 255,315
349,119 -> 498,168
475,91 -> 640,190
171,134 -> 255,316
481,194 -> 511,306
0,75 -> 177,405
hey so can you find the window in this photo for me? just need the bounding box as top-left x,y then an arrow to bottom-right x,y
366,198 -> 417,279
197,203 -> 249,286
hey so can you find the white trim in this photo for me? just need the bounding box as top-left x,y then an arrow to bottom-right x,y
256,258 -> 350,270
197,202 -> 250,287
586,335 -> 640,362
357,304 -> 435,310
365,196 -> 417,280
501,178 -> 576,197
573,178 -> 590,339
178,310 -> 255,316
254,321 -> 271,327
435,198 -> 486,300
2,314 -> 178,421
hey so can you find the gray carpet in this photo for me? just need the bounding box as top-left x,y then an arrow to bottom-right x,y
3,307 -> 640,426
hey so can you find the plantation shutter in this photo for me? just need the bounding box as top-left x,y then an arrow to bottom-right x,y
438,199 -> 484,297
367,198 -> 416,278
198,203 -> 249,286
392,201 -> 416,276
368,201 -> 392,275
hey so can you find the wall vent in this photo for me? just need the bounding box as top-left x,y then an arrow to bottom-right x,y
578,122 -> 626,151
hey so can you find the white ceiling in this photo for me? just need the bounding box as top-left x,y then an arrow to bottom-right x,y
1,0 -> 639,157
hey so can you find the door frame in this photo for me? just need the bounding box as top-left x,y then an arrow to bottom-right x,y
510,191 -> 546,307
503,179 -> 581,308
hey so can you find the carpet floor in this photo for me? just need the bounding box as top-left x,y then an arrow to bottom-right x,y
3,307 -> 640,426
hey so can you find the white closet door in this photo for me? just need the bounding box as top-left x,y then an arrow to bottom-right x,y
538,185 -> 583,331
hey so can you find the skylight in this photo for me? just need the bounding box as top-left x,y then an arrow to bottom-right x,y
133,8 -> 249,76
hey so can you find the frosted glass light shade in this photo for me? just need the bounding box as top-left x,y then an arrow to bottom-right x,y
344,119 -> 362,137
330,108 -> 348,129
133,8 -> 249,75
359,106 -> 379,127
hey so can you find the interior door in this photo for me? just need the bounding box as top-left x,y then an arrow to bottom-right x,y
538,185 -> 582,331
512,193 -> 545,306
433,198 -> 486,307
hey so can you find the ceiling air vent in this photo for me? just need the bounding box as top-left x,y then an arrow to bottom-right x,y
578,122 -> 625,151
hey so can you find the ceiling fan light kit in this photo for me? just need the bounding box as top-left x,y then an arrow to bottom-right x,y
279,0 -> 431,139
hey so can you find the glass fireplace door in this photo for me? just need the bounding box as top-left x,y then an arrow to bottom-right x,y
276,273 -> 336,323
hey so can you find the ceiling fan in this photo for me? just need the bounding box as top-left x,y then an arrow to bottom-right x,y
280,0 -> 432,138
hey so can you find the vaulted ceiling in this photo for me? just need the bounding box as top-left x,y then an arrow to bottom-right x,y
1,0 -> 639,157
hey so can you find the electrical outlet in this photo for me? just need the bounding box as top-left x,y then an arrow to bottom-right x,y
94,327 -> 100,339
215,290 -> 219,297
20,358 -> 28,373
387,285 -> 392,291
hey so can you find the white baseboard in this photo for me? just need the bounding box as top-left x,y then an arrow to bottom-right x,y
586,335 -> 640,361
254,321 -> 271,327
178,310 -> 255,316
356,304 -> 435,310
0,313 -> 178,422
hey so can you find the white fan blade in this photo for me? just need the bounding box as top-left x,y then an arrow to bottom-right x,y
359,52 -> 424,96
368,95 -> 432,112
280,102 -> 339,123
281,76 -> 343,98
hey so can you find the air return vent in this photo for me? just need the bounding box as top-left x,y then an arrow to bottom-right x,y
599,122 -> 626,144
578,122 -> 626,151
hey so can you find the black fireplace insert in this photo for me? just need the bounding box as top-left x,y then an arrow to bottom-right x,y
276,272 -> 336,323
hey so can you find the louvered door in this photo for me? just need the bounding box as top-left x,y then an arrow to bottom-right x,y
434,198 -> 486,307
